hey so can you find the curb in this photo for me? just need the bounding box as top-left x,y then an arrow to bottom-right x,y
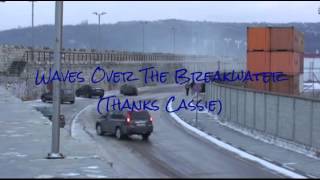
167,100 -> 308,179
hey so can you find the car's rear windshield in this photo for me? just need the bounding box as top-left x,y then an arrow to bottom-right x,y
131,111 -> 150,120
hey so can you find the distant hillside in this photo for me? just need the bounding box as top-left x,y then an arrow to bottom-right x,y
0,19 -> 319,58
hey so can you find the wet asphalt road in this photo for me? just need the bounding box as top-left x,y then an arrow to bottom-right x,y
52,86 -> 283,178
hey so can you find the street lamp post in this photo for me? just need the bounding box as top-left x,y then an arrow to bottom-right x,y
141,21 -> 147,53
171,27 -> 176,54
224,38 -> 231,57
92,12 -> 106,51
235,40 -> 241,49
47,1 -> 64,159
28,1 -> 35,99
30,1 -> 35,51
211,39 -> 215,56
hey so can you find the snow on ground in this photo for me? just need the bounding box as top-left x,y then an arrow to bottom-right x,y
168,101 -> 306,178
189,86 -> 320,159
214,120 -> 320,160
304,82 -> 320,90
71,105 -> 93,140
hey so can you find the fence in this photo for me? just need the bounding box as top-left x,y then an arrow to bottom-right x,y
207,82 -> 320,151
22,50 -> 216,65
183,61 -> 245,73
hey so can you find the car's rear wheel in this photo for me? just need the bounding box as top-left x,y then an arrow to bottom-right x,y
96,124 -> 104,136
115,127 -> 125,140
70,100 -> 74,104
41,97 -> 46,103
142,134 -> 150,141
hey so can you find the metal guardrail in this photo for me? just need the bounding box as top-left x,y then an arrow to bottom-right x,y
183,61 -> 246,73
22,50 -> 217,65
206,82 -> 320,151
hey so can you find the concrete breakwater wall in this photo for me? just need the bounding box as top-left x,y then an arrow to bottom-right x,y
0,45 -> 192,100
0,45 -> 245,100
1,62 -> 183,100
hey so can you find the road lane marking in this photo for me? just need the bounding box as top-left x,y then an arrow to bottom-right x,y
71,104 -> 92,138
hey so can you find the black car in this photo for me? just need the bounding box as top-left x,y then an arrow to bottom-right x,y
75,85 -> 104,98
41,89 -> 75,104
120,84 -> 138,96
96,110 -> 153,140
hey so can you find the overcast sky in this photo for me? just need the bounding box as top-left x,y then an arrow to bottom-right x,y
0,1 -> 319,31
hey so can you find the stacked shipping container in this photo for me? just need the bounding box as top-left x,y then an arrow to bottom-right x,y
246,26 -> 304,95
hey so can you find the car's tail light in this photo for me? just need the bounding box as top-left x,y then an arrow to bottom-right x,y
150,116 -> 153,122
126,112 -> 132,124
126,117 -> 131,123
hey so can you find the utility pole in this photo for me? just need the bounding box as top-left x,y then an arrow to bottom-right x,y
235,40 -> 241,49
26,1 -> 35,99
211,39 -> 215,56
31,1 -> 35,52
142,21 -> 147,53
171,27 -> 176,54
31,1 -> 35,77
92,12 -> 106,51
224,37 -> 232,58
47,1 -> 64,159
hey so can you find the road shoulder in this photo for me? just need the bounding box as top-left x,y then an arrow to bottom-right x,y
168,94 -> 319,178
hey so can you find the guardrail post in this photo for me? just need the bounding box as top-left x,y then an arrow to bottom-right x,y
276,95 -> 280,137
253,92 -> 256,129
292,98 -> 296,140
229,87 -> 231,122
263,93 -> 267,132
244,90 -> 247,127
220,86 -> 223,117
223,86 -> 227,122
310,102 -> 314,147
236,89 -> 239,124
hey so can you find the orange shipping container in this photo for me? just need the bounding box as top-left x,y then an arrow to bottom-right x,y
270,27 -> 304,53
247,27 -> 271,51
270,52 -> 301,75
247,82 -> 269,91
247,51 -> 270,73
269,74 -> 300,95
247,78 -> 270,91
